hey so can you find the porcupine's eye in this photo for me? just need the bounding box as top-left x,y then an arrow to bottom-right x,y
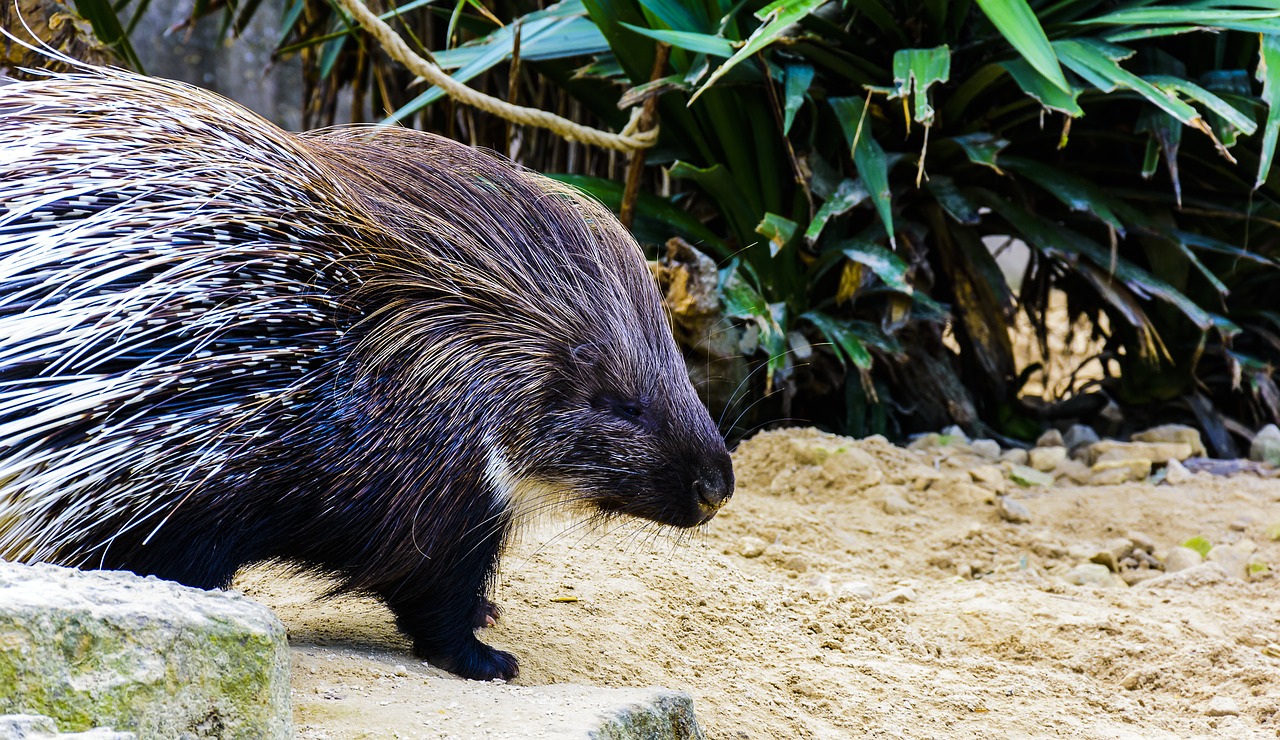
592,394 -> 649,426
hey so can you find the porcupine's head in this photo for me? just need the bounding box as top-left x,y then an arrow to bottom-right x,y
311,130 -> 735,531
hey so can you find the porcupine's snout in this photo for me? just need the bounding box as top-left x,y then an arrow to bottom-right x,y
692,451 -> 734,521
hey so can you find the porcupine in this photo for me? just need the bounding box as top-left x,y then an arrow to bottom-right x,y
0,65 -> 734,680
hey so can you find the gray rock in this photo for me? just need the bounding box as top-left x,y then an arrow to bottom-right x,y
1035,429 -> 1064,448
1063,424 -> 1100,452
997,496 -> 1032,524
1250,424 -> 1280,465
0,715 -> 133,740
594,690 -> 705,740
941,425 -> 970,443
0,562 -> 290,739
1162,546 -> 1204,573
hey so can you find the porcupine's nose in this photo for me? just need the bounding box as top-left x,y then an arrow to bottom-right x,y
693,462 -> 734,515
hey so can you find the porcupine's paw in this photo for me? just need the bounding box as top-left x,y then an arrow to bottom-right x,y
419,635 -> 519,681
475,599 -> 502,628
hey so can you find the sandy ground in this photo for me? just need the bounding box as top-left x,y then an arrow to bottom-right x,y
236,427 -> 1280,739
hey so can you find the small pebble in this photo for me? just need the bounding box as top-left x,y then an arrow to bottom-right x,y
873,586 -> 916,604
393,664 -> 409,677
1089,458 -> 1152,485
1120,569 -> 1162,586
1229,518 -> 1250,532
1090,551 -> 1118,572
1207,543 -> 1252,580
999,448 -> 1029,465
1249,424 -> 1280,465
1163,458 -> 1193,485
1105,537 -> 1135,561
1008,465 -> 1054,488
782,555 -> 809,572
838,581 -> 874,600
1029,446 -> 1068,472
1133,550 -> 1162,569
1031,540 -> 1067,559
1055,459 -> 1093,485
1064,563 -> 1120,588
1126,531 -> 1156,554
806,574 -> 834,599
737,536 -> 768,558
1204,696 -> 1241,717
997,496 -> 1032,523
1063,424 -> 1100,452
1035,429 -> 1064,448
941,425 -> 970,443
968,464 -> 1007,494
880,489 -> 918,516
956,563 -> 973,579
1162,546 -> 1203,573
970,439 -> 1001,459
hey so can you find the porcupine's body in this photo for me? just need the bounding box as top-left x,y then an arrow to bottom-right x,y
0,67 -> 733,680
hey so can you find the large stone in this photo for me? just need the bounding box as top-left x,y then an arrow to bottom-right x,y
593,689 -> 704,740
0,714 -> 132,740
0,562 -> 290,739
1131,424 -> 1206,458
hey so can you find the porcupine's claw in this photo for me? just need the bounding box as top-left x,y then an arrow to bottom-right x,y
417,635 -> 519,681
476,599 -> 502,628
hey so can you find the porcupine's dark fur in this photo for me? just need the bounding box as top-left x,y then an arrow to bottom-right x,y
0,65 -> 734,680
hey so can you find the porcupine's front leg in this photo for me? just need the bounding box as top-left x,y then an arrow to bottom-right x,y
381,521 -> 518,680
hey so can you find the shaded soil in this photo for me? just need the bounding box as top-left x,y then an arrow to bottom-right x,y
237,427 -> 1280,738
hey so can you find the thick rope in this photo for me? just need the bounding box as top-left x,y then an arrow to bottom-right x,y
333,0 -> 658,153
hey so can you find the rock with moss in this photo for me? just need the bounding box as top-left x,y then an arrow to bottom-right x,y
0,713 -> 134,739
0,561 -> 290,739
